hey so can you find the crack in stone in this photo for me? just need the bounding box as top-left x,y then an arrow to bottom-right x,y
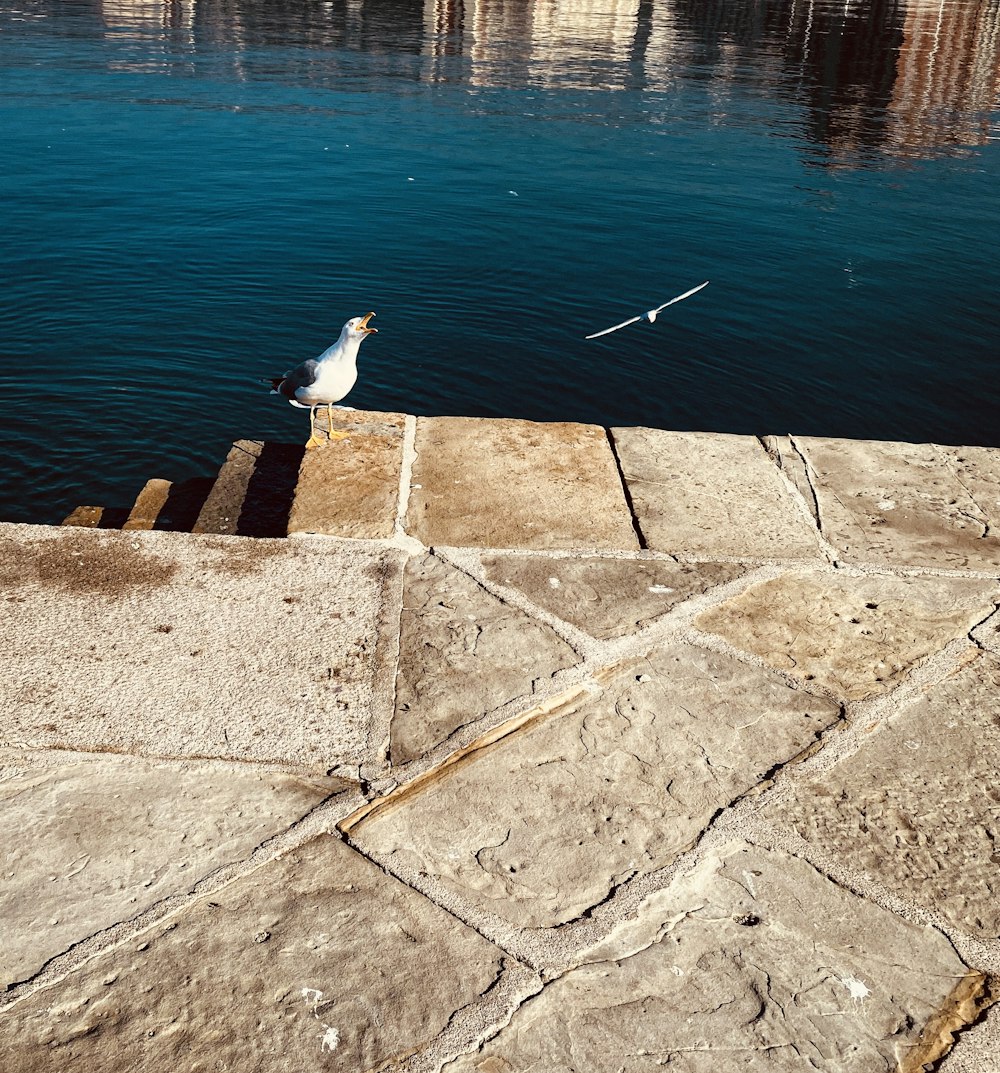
550,868 -> 640,930
340,684 -> 591,835
787,435 -> 824,538
967,602 -> 1000,652
937,447 -> 993,541
605,428 -> 648,550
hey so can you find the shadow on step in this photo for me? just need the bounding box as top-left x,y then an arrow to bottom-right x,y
234,442 -> 305,538
152,478 -> 217,532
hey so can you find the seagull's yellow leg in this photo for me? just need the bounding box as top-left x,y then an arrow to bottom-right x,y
326,404 -> 350,442
305,406 -> 324,449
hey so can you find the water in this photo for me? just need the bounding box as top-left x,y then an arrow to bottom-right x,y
2,0 -> 998,525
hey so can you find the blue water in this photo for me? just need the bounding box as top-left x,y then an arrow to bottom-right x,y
2,0 -> 999,523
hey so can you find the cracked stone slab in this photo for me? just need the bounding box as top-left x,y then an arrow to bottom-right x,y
286,409 -> 406,539
793,437 -> 1000,571
0,755 -> 344,991
0,524 -> 401,769
610,428 -> 821,558
355,645 -> 839,930
446,842 -> 987,1073
480,553 -> 747,640
392,554 -> 579,765
765,650 -> 1000,938
405,416 -> 639,550
695,569 -> 998,701
0,835 -> 506,1073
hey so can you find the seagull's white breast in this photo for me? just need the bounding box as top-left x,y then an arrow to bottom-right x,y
295,359 -> 358,406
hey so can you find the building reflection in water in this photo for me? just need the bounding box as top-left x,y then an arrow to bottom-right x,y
90,0 -> 1000,163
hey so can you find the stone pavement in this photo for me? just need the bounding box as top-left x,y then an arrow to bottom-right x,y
2,412 -> 1000,1071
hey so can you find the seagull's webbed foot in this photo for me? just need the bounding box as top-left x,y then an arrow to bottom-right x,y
327,430 -> 350,442
304,434 -> 325,450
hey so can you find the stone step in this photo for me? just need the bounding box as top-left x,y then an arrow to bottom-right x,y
286,409 -> 405,539
192,441 -> 263,536
193,439 -> 304,538
121,479 -> 172,532
61,505 -> 105,528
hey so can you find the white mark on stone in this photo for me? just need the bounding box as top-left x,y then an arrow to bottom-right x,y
648,585 -> 674,594
741,870 -> 758,898
671,965 -> 684,977
301,987 -> 324,1015
320,1024 -> 340,1052
841,975 -> 871,1002
877,499 -> 896,510
904,740 -> 921,750
548,577 -> 561,589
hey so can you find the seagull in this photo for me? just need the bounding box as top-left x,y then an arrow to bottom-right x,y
264,313 -> 377,449
585,281 -> 709,340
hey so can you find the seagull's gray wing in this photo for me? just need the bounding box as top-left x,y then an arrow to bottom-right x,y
585,314 -> 643,340
649,280 -> 710,316
277,359 -> 320,400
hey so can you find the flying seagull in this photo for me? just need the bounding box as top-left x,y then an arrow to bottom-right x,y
585,281 -> 709,340
265,313 -> 377,449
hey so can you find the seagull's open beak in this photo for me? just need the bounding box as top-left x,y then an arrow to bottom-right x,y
359,311 -> 377,334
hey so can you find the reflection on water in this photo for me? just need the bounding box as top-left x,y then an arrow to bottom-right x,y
57,0 -> 999,164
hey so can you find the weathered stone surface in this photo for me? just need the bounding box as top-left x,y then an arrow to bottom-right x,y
447,842 -> 985,1073
610,428 -> 820,558
287,410 -> 406,539
481,553 -> 746,639
0,756 -> 342,990
392,554 -> 579,765
61,505 -> 104,528
356,645 -> 839,929
0,836 -> 505,1072
192,439 -> 263,535
406,416 -> 639,550
766,651 -> 1000,937
696,569 -> 998,700
0,524 -> 401,769
122,478 -> 172,532
794,437 -> 1000,571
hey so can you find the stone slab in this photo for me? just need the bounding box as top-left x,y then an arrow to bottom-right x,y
122,479 -> 171,532
355,644 -> 839,929
0,755 -> 342,990
0,524 -> 402,769
794,437 -> 1000,571
0,836 -> 506,1073
192,440 -> 263,536
610,428 -> 821,558
448,842 -> 985,1073
392,554 -> 579,765
406,416 -> 639,550
695,569 -> 999,700
481,553 -> 746,639
287,410 -> 406,539
765,650 -> 1000,938
61,506 -> 104,529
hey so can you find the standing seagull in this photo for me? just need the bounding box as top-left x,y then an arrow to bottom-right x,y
265,312 -> 377,448
585,281 -> 709,339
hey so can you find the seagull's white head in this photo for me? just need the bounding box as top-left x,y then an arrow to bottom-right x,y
343,312 -> 378,340
645,310 -> 658,324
